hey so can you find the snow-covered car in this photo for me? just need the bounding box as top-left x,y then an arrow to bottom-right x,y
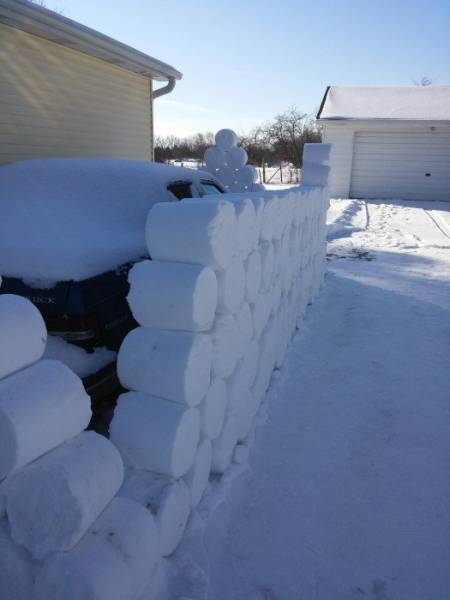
0,158 -> 225,416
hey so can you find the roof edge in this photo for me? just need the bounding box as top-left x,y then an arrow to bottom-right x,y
317,117 -> 450,123
316,85 -> 330,119
0,0 -> 182,81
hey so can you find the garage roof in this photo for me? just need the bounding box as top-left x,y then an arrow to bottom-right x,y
317,86 -> 450,121
0,0 -> 182,81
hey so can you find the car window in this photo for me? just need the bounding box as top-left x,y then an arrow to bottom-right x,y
167,181 -> 193,200
201,181 -> 224,195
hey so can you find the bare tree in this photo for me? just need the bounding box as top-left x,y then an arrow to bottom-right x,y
413,76 -> 433,86
261,107 -> 321,167
154,108 -> 321,168
240,126 -> 271,168
154,133 -> 214,163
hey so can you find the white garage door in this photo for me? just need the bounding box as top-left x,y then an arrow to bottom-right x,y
350,131 -> 450,201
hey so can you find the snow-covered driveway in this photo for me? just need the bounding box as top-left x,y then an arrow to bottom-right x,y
170,199 -> 450,600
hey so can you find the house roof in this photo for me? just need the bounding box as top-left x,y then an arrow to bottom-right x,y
317,86 -> 450,121
0,0 -> 182,81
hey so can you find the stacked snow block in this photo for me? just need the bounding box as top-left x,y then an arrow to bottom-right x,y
203,128 -> 264,193
0,293 -> 159,600
110,143 -> 330,557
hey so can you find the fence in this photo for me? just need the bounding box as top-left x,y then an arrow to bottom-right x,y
255,165 -> 301,185
168,159 -> 301,186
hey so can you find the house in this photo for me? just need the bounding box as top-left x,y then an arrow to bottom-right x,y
317,86 -> 450,201
0,0 -> 181,164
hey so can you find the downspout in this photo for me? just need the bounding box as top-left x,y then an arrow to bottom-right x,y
150,77 -> 177,161
152,76 -> 176,99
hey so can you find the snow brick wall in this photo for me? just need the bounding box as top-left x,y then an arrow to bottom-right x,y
110,143 -> 331,562
0,292 -> 159,600
0,143 -> 330,600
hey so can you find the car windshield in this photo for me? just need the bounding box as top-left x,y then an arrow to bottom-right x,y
167,181 -> 193,200
201,182 -> 223,195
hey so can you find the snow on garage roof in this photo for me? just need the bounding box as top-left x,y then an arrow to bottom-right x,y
0,159 -> 213,286
317,86 -> 450,121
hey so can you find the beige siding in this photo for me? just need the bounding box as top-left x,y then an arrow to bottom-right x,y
322,125 -> 354,197
0,23 -> 153,164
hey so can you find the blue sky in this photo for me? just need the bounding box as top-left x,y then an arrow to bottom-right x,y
50,0 -> 450,137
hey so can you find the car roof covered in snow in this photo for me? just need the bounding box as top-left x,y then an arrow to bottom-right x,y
0,158 -> 214,287
317,86 -> 450,121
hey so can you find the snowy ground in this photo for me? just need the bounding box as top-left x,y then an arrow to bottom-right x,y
167,198 -> 450,600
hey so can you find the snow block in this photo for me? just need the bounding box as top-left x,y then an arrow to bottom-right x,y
0,521 -> 34,600
233,443 -> 249,465
226,146 -> 248,169
204,146 -> 226,171
237,390 -> 260,442
301,163 -> 330,187
251,289 -> 272,340
223,196 -> 257,257
6,431 -> 124,559
211,414 -> 240,474
34,497 -> 158,600
200,378 -> 227,441
211,314 -> 241,378
233,340 -> 260,392
216,256 -> 246,314
146,199 -> 238,270
184,438 -> 212,509
235,302 -> 254,351
302,142 -> 331,165
110,392 -> 200,478
260,241 -> 275,289
127,260 -> 218,331
0,479 -> 6,518
119,470 -> 191,557
215,129 -> 238,151
118,327 -> 212,407
0,294 -> 47,380
244,249 -> 262,303
0,359 -> 91,480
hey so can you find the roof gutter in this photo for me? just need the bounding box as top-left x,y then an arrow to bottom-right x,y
153,77 -> 177,99
0,0 -> 182,81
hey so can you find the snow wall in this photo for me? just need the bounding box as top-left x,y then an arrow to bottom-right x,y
0,292 -> 161,599
0,143 -> 330,600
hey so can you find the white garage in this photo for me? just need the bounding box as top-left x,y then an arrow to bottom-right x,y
317,86 -> 450,201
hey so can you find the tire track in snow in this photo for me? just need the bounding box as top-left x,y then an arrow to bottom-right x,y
424,209 -> 450,241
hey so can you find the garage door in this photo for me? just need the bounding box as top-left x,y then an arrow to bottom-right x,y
350,131 -> 450,201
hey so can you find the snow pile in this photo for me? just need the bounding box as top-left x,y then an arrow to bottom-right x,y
203,129 -> 264,193
0,158 -> 219,285
43,335 -> 116,378
110,143 -> 330,564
